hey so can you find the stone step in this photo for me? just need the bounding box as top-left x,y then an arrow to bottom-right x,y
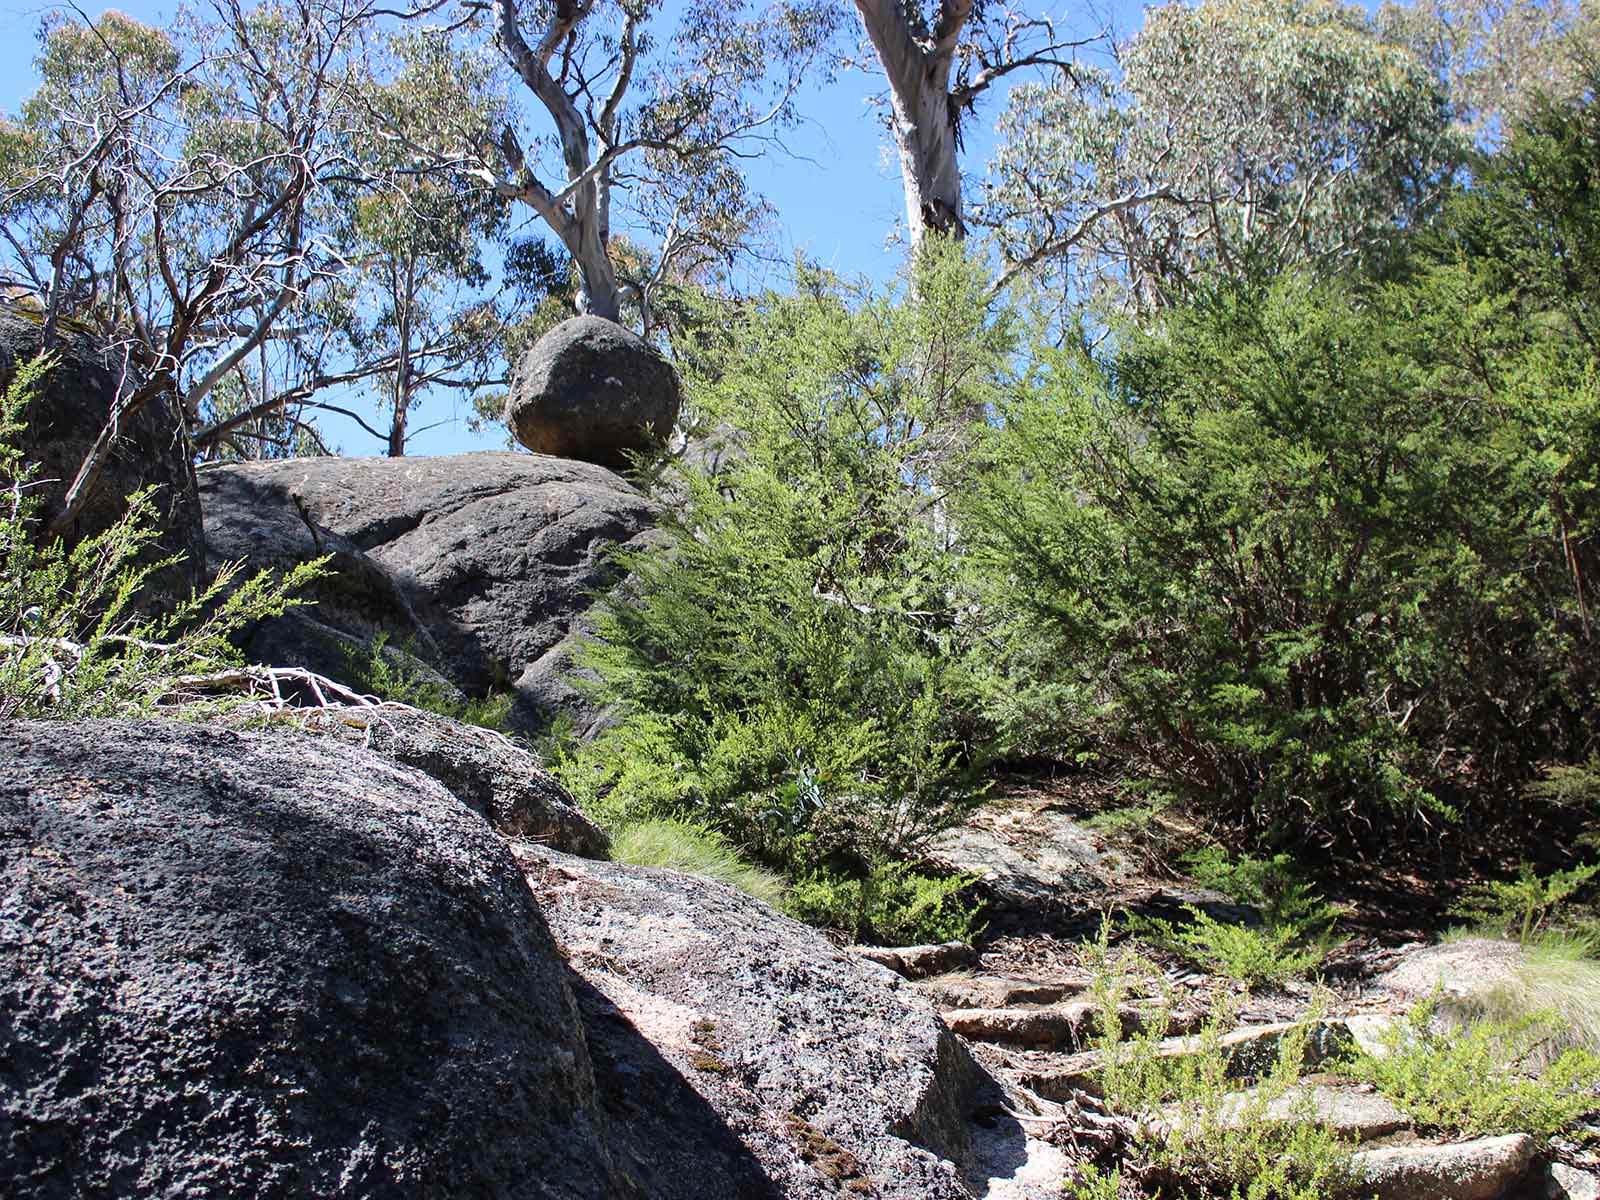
918,972 -> 1089,1011
850,941 -> 978,980
944,1002 -> 1203,1050
1353,1132 -> 1536,1200
1157,1082 -> 1410,1143
1006,1015 -> 1399,1100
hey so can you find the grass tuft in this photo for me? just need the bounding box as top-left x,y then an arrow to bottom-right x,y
608,818 -> 788,907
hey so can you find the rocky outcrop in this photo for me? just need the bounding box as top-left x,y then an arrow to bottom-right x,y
505,315 -> 681,469
199,451 -> 657,732
0,720 -> 629,1198
515,843 -> 992,1199
2,719 -> 1024,1199
293,704 -> 608,856
925,790 -> 1115,916
2,306 -> 203,603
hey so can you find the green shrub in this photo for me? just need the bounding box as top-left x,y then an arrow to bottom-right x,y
1,355 -> 323,720
969,265 -> 1599,840
783,859 -> 983,946
1347,996 -> 1600,1139
1081,928 -> 1360,1199
1136,852 -> 1339,989
1450,863 -> 1600,945
607,818 -> 787,907
967,87 -> 1600,843
336,630 -> 517,733
556,244 -> 1011,907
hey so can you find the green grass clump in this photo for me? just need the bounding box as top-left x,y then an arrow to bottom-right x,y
1347,996 -> 1600,1140
1430,931 -> 1600,1055
608,818 -> 788,908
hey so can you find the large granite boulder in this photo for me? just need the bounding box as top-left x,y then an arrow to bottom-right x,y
514,842 -> 993,1199
293,703 -> 608,857
505,315 -> 681,469
199,451 -> 657,733
1,305 -> 203,603
1,718 -> 1026,1199
0,719 -> 630,1198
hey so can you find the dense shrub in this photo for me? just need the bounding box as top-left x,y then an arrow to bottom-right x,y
1347,997 -> 1600,1139
553,245 -> 1010,939
970,259 -> 1599,842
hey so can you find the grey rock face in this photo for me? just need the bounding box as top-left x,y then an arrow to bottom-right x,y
926,792 -> 1113,914
505,315 -> 681,469
515,844 -> 996,1200
1,306 -> 203,602
337,704 -> 608,856
0,719 -> 630,1199
199,451 -> 657,732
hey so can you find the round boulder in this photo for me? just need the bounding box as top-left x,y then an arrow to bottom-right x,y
504,315 -> 680,469
0,719 -> 626,1198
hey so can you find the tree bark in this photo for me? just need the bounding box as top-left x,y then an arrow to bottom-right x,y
853,0 -> 973,247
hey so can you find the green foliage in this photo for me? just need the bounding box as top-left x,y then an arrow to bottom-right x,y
1082,927 -> 1360,1199
1183,849 -> 1342,937
1451,863 -> 1600,944
784,860 -> 983,946
970,234 -> 1600,841
0,357 -> 323,720
985,0 -> 1460,314
607,818 -> 788,908
556,245 -> 1011,923
1142,915 -> 1330,993
1136,851 -> 1340,989
336,631 -> 516,733
1347,996 -> 1600,1139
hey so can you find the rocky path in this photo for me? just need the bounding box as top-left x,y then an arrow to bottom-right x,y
861,785 -> 1600,1200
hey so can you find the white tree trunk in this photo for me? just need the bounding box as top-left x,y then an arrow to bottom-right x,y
854,0 -> 972,247
493,0 -> 624,323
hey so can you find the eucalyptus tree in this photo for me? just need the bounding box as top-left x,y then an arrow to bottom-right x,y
0,1 -> 414,488
850,0 -> 1090,248
981,0 -> 1462,313
444,0 -> 836,324
1379,0 -> 1598,137
0,0 -> 533,468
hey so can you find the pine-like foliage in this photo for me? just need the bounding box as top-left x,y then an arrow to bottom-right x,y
556,244 -> 1012,915
967,84 -> 1600,843
1,355 -> 324,720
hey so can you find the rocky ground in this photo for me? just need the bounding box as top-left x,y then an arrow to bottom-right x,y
900,780 -> 1600,1200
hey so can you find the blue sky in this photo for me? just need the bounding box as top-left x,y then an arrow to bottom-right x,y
0,0 -> 1134,455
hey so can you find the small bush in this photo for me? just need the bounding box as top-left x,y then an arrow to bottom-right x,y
1,355 -> 323,720
1082,927 -> 1360,1199
337,630 -> 517,733
608,818 -> 787,907
784,860 -> 983,946
555,246 -> 1011,929
1347,996 -> 1600,1139
1137,852 -> 1339,989
1450,862 -> 1600,945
